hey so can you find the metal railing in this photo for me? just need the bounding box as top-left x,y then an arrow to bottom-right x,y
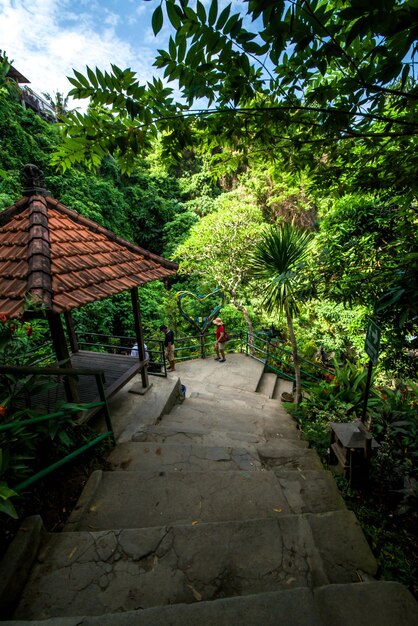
74,329 -> 331,385
75,333 -> 168,377
20,86 -> 56,122
241,331 -> 333,386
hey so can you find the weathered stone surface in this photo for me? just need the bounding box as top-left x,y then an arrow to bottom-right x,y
3,355 -> 416,625
13,513 -> 377,619
107,441 -> 261,471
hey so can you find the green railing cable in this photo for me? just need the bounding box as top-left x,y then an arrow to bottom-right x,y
0,364 -> 115,496
0,402 -> 105,432
14,431 -> 112,493
242,331 -> 333,385
0,364 -> 114,436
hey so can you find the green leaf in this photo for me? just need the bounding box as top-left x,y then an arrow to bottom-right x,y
169,36 -> 177,59
166,2 -> 181,29
0,497 -> 18,519
0,482 -> 17,500
152,5 -> 164,35
208,0 -> 218,27
177,35 -> 187,63
86,66 -> 98,89
73,69 -> 91,89
400,63 -> 410,90
196,0 -> 206,23
216,5 -> 231,30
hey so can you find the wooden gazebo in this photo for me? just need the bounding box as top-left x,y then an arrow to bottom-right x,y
0,164 -> 178,408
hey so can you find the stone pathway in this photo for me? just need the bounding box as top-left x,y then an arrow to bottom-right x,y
1,354 -> 417,625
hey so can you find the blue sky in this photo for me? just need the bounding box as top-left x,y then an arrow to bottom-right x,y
0,0 -> 174,103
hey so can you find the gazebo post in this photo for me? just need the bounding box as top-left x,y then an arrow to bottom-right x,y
48,312 -> 80,403
64,310 -> 79,353
130,287 -> 150,390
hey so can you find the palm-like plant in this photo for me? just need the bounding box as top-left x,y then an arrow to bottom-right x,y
249,222 -> 314,403
42,91 -> 72,117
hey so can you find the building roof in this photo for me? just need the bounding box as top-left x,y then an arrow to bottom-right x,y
7,65 -> 30,84
0,192 -> 178,319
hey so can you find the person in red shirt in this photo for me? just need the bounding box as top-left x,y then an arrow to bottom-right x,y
213,317 -> 226,362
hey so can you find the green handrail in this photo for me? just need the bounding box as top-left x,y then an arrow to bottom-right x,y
0,364 -> 114,436
0,364 -> 116,498
14,431 -> 112,493
0,402 -> 105,432
241,330 -> 333,385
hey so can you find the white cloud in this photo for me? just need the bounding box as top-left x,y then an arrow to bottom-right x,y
104,10 -> 120,27
0,0 -> 160,107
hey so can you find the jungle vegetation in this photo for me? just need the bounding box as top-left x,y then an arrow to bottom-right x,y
0,0 -> 417,594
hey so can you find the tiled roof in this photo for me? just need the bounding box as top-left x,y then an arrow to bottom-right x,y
0,194 -> 178,318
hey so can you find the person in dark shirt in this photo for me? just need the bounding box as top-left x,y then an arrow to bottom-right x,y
160,324 -> 176,371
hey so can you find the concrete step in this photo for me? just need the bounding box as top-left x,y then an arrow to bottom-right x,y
178,393 -> 303,438
8,582 -> 417,626
188,388 -> 290,414
176,353 -> 265,395
256,372 -> 277,398
257,440 -> 325,471
107,441 -> 262,471
273,377 -> 294,400
65,467 -> 350,532
106,375 -> 181,443
132,423 -> 265,447
12,512 -> 377,620
156,409 -> 303,444
131,418 -> 307,451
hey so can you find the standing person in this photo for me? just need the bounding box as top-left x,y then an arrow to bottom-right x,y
160,324 -> 176,372
213,317 -> 227,363
131,343 -> 149,361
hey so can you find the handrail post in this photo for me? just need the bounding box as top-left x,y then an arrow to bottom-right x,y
95,372 -> 115,444
200,333 -> 206,359
130,286 -> 150,390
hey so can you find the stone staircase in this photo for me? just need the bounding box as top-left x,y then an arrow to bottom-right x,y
1,354 -> 417,625
256,369 -> 294,400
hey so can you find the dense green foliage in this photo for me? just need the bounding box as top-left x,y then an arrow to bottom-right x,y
51,1 -> 418,199
249,223 -> 314,402
0,15 -> 417,593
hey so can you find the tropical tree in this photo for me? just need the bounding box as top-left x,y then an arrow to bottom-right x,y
42,91 -> 74,117
51,1 -> 418,196
249,222 -> 314,403
175,187 -> 265,334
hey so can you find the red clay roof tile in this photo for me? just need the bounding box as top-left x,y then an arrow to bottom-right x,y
0,194 -> 177,318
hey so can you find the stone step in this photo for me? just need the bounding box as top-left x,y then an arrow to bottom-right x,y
156,411 -> 303,445
256,372 -> 277,398
177,353 -> 265,395
273,377 -> 294,400
257,440 -> 325,471
107,375 -> 181,443
13,512 -> 377,620
66,467 -> 348,532
157,393 -> 300,430
107,441 -> 262,472
167,400 -> 289,425
131,421 -> 311,458
8,582 -> 417,626
134,423 -> 270,447
188,388 -> 290,414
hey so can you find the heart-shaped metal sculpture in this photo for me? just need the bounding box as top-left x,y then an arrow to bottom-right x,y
176,288 -> 225,334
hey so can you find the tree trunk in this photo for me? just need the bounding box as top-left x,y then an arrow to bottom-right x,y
230,295 -> 255,354
285,303 -> 302,404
